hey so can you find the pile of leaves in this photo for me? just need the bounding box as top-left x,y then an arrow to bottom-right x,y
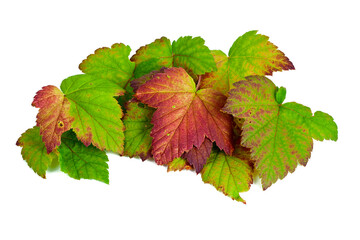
17,30 -> 338,203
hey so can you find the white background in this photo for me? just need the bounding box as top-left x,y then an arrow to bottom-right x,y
1,0 -> 359,239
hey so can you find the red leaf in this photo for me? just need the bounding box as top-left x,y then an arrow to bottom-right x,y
135,67 -> 233,165
183,138 -> 213,173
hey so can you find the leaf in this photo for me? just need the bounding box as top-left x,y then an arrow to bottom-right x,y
201,146 -> 253,203
130,68 -> 165,92
32,85 -> 73,153
167,158 -> 192,172
131,36 -> 216,78
131,37 -> 173,78
200,30 -> 295,95
60,74 -> 125,154
172,36 -> 217,76
182,137 -> 213,173
199,50 -> 230,95
79,43 -> 135,88
305,111 -> 338,141
123,100 -> 154,160
116,84 -> 135,113
16,126 -> 58,178
135,67 -> 233,165
58,130 -> 109,184
223,76 -> 338,189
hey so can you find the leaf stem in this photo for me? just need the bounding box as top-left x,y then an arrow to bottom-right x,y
196,75 -> 202,91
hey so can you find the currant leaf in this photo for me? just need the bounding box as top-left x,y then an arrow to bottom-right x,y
172,36 -> 217,75
135,67 -> 233,165
182,137 -> 213,173
16,126 -> 58,178
60,74 -> 125,154
223,76 -> 338,189
131,36 -> 216,78
201,146 -> 253,203
305,111 -> 338,141
32,85 -> 73,153
58,130 -> 109,184
130,69 -> 164,92
123,100 -> 154,160
167,158 -> 192,172
79,43 -> 135,88
131,37 -> 172,78
200,30 -> 295,95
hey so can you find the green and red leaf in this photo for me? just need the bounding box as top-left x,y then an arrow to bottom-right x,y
223,76 -> 337,189
200,30 -> 294,95
16,126 -> 58,178
32,85 -> 73,153
167,158 -> 192,172
201,145 -> 253,203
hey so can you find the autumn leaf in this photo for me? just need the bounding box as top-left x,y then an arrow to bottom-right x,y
123,100 -> 154,160
223,76 -> 338,189
58,130 -> 109,184
131,36 -> 216,78
131,37 -> 173,78
135,67 -> 233,165
200,30 -> 294,95
79,43 -> 135,88
16,126 -> 58,178
32,85 -> 73,153
201,145 -> 253,203
167,158 -> 192,172
60,74 -> 125,154
182,137 -> 213,173
130,68 -> 165,92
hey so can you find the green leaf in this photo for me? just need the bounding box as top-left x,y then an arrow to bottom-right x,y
58,130 -> 109,184
200,30 -> 295,95
60,74 -> 125,154
223,76 -> 338,189
131,36 -> 216,78
79,43 -> 135,88
201,146 -> 253,203
172,36 -> 217,75
305,111 -> 338,141
116,84 -> 135,113
16,126 -> 58,178
131,37 -> 172,78
123,100 -> 154,160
